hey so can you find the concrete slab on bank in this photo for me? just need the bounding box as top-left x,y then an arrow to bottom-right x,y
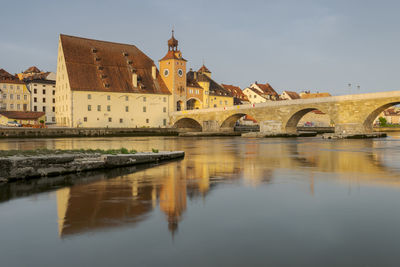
0,151 -> 184,183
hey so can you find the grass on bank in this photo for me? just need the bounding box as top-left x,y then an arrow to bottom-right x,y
0,148 -> 143,157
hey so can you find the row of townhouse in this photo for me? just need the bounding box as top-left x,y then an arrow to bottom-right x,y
0,67 -> 57,124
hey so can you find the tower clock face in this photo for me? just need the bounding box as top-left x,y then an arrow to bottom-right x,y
163,69 -> 169,77
178,69 -> 183,77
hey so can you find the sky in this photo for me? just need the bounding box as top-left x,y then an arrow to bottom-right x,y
1,0 -> 400,95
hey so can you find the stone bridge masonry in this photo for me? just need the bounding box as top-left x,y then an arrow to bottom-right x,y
170,90 -> 400,135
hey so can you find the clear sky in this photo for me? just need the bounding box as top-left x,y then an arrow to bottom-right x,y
1,0 -> 399,95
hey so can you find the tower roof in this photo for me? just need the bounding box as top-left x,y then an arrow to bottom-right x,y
198,64 -> 211,73
168,30 -> 179,51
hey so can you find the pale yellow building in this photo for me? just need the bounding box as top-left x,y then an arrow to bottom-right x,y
186,65 -> 234,109
0,69 -> 30,111
55,34 -> 171,128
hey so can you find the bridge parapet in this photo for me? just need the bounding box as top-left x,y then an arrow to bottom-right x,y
170,90 -> 400,136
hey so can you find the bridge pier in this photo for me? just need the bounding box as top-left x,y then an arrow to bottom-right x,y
334,123 -> 371,135
259,120 -> 285,135
202,120 -> 220,132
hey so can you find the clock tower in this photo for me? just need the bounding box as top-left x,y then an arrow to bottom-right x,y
159,30 -> 187,111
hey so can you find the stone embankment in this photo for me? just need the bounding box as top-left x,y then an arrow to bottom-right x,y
0,151 -> 184,183
0,127 -> 179,138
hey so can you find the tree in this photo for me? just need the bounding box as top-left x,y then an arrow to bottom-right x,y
378,117 -> 387,127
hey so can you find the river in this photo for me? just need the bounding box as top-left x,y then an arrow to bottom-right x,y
1,135 -> 400,266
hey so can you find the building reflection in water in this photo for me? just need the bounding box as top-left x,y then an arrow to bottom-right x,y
14,136 -> 398,238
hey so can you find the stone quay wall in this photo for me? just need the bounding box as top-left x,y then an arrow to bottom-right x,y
0,151 -> 184,182
0,127 -> 179,138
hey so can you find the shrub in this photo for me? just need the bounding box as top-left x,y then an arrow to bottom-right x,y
120,148 -> 129,154
152,148 -> 159,153
378,117 -> 387,127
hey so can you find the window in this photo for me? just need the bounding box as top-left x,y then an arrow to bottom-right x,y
219,101 -> 222,105
2,94 -> 6,99
52,90 -> 55,95
42,85 -> 46,87
225,100 -> 228,105
143,97 -> 146,102
10,94 -> 13,100
108,117 -> 112,122
17,95 -> 20,100
146,119 -> 149,123
143,106 -> 146,112
17,85 -> 20,90
84,117 -> 87,122
214,104 -> 217,107
52,98 -> 55,103
107,105 -> 111,111
17,104 -> 20,110
88,94 -> 91,99
120,118 -> 123,123
23,104 -> 27,111
34,89 -> 37,94
125,106 -> 129,112
52,117 -> 55,122
97,105 -> 101,111
163,119 -> 167,126
88,105 -> 92,111
43,89 -> 46,94
163,97 -> 166,102
107,95 -> 110,100
43,98 -> 46,103
34,106 -> 37,111
43,106 -> 46,112
52,107 -> 55,112
10,85 -> 13,90
125,96 -> 129,101
34,97 -> 37,102
163,107 -> 166,113
10,104 -> 14,109
24,95 -> 27,100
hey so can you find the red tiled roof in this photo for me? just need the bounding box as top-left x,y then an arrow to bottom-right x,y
0,69 -> 25,84
283,90 -> 300,99
221,84 -> 249,102
60,34 -> 170,95
254,82 -> 278,97
0,111 -> 45,120
23,66 -> 41,74
198,65 -> 211,73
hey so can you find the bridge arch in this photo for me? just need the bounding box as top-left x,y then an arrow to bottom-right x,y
186,97 -> 202,110
363,101 -> 400,131
173,117 -> 202,131
285,107 -> 333,133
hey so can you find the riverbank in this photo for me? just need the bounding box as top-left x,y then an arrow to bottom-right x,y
0,150 -> 184,183
0,127 -> 179,138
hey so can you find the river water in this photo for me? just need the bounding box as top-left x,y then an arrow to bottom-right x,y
1,135 -> 400,266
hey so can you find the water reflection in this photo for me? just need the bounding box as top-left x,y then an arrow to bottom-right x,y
2,136 -> 400,239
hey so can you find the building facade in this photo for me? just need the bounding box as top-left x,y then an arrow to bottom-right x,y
0,69 -> 30,111
55,34 -> 171,128
159,31 -> 187,111
26,79 -> 56,124
221,84 -> 249,105
243,82 -> 279,104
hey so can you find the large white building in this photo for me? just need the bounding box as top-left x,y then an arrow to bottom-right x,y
55,34 -> 171,128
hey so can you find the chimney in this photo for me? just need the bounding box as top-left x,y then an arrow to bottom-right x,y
152,66 -> 156,80
132,69 -> 138,87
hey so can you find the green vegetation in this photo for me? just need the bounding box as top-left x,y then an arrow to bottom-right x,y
0,147 -> 138,157
379,117 -> 388,127
152,148 -> 159,153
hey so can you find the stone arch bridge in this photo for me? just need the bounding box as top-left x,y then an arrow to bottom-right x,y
170,91 -> 400,135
